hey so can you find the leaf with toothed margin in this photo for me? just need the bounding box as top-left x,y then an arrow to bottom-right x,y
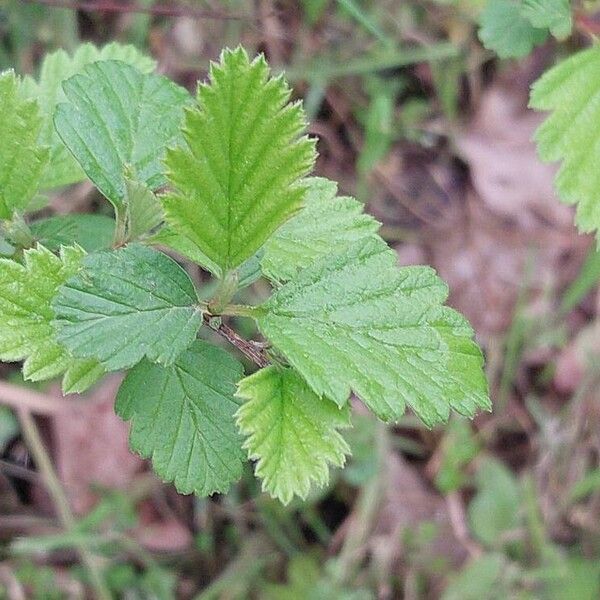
54,60 -> 191,210
21,42 -> 156,190
522,0 -> 572,40
0,244 -> 103,393
162,46 -> 316,276
257,236 -> 490,428
116,340 -> 245,496
52,244 -> 202,371
236,366 -> 350,505
261,177 -> 380,282
478,0 -> 547,59
530,45 -> 600,242
0,70 -> 49,219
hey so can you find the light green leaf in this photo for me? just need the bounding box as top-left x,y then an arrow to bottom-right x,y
22,42 -> 156,190
522,0 -> 572,39
52,244 -> 202,371
530,46 -> 600,240
124,179 -> 163,241
54,60 -> 191,210
116,340 -> 245,496
236,366 -> 350,504
0,244 -> 102,392
478,0 -> 547,59
261,177 -> 380,282
0,70 -> 48,219
30,214 -> 115,252
162,46 -> 316,275
257,236 -> 489,427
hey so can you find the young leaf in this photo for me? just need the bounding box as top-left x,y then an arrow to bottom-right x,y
53,244 -> 202,371
529,46 -> 600,239
521,0 -> 572,40
162,46 -> 317,276
22,42 -> 156,190
236,366 -> 350,504
0,244 -> 103,393
116,340 -> 245,496
478,0 -> 547,59
30,214 -> 115,252
261,177 -> 380,282
257,236 -> 489,427
0,71 -> 49,219
54,60 -> 191,210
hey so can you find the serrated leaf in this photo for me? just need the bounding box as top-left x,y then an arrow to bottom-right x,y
478,0 -> 548,59
257,236 -> 489,427
116,340 -> 245,496
54,60 -> 191,210
261,177 -> 380,282
30,214 -> 115,252
0,244 -> 102,392
522,0 -> 572,39
529,46 -> 600,240
53,244 -> 202,371
124,179 -> 163,240
236,366 -> 350,504
0,70 -> 49,219
22,42 -> 156,189
162,46 -> 316,275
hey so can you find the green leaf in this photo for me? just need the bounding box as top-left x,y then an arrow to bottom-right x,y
257,236 -> 489,427
116,340 -> 245,496
0,244 -> 102,392
124,179 -> 163,241
236,366 -> 350,504
261,177 -> 380,282
52,244 -> 202,371
54,60 -> 191,210
529,46 -> 600,240
30,214 -> 115,252
0,70 -> 49,219
468,457 -> 521,546
162,46 -> 316,275
22,42 -> 156,190
478,0 -> 548,59
521,0 -> 572,39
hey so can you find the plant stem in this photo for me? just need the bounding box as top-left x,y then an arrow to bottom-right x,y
220,304 -> 263,318
204,315 -> 270,367
16,409 -> 111,600
208,271 -> 239,315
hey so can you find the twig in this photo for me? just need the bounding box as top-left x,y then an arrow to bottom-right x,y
204,315 -> 270,368
16,409 -> 111,600
0,381 -> 71,415
21,0 -> 248,20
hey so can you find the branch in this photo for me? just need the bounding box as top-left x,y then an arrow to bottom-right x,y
204,315 -> 270,368
20,0 -> 248,21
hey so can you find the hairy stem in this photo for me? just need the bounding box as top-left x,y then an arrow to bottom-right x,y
204,315 -> 269,367
208,271 -> 239,315
16,409 -> 111,600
